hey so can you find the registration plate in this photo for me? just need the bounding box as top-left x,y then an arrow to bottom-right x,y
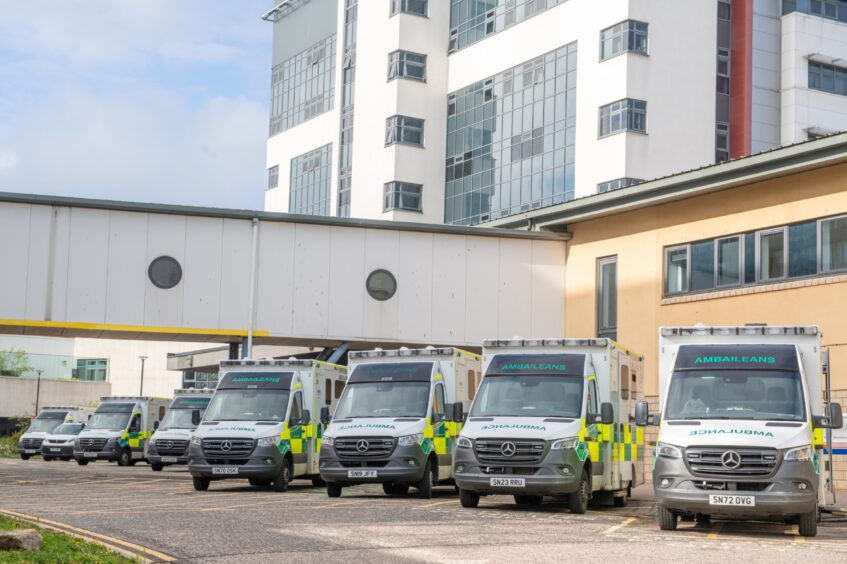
49,448 -> 61,453
84,452 -> 98,458
212,467 -> 238,475
23,449 -> 37,454
347,470 -> 377,478
161,457 -> 178,463
490,477 -> 526,488
709,494 -> 755,507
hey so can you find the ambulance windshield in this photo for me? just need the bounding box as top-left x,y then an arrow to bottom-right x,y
204,390 -> 290,422
469,375 -> 584,418
334,382 -> 430,419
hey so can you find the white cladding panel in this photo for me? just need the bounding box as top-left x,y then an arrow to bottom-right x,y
0,202 -> 566,347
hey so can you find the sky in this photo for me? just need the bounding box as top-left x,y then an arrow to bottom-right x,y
0,1 -> 273,210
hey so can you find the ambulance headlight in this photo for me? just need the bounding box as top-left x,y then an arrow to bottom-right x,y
550,437 -> 580,450
456,436 -> 472,449
257,436 -> 281,447
784,445 -> 812,462
190,436 -> 202,446
322,436 -> 334,447
398,433 -> 423,446
148,438 -> 156,446
657,442 -> 682,459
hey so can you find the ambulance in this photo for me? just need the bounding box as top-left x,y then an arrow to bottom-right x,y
320,347 -> 481,498
74,396 -> 170,466
637,325 -> 843,537
454,338 -> 645,512
188,359 -> 347,492
19,406 -> 93,460
147,389 -> 213,471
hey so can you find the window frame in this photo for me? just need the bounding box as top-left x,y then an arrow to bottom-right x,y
431,382 -> 446,422
390,0 -> 428,18
387,50 -> 427,82
267,165 -> 279,190
756,227 -> 789,283
385,115 -> 425,148
599,19 -> 649,61
596,255 -> 618,340
383,181 -> 423,213
715,235 -> 743,288
664,244 -> 691,296
818,214 -> 847,274
598,98 -> 648,138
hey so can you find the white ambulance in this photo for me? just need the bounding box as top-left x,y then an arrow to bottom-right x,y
19,406 -> 93,460
637,325 -> 843,537
188,359 -> 347,492
455,338 -> 645,512
320,347 -> 481,498
147,389 -> 214,471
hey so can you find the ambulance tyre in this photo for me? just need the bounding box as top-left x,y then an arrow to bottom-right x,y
151,463 -> 164,472
568,469 -> 590,514
695,514 -> 710,525
20,455 -> 30,461
798,508 -> 818,537
193,477 -> 210,491
272,457 -> 291,492
326,483 -> 343,498
117,448 -> 132,467
514,495 -> 543,506
417,458 -> 436,499
459,489 -> 480,508
311,478 -> 326,487
76,459 -> 89,466
658,506 -> 679,531
382,483 -> 409,496
613,491 -> 629,507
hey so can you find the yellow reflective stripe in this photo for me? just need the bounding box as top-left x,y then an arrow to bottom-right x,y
636,428 -> 644,445
578,418 -> 588,440
600,424 -> 612,442
303,425 -> 314,439
423,417 -> 434,439
588,441 -> 599,462
812,426 -> 824,447
433,437 -> 447,454
631,444 -> 637,461
434,374 -> 443,379
280,422 -> 291,440
291,439 -> 303,454
624,425 -> 632,444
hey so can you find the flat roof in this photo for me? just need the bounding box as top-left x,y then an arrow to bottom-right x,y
483,131 -> 847,230
0,191 -> 564,242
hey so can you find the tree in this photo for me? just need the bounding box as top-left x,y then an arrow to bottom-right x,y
0,349 -> 33,377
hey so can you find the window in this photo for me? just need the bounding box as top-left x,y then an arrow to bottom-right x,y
716,122 -> 730,163
445,42 -> 577,225
597,256 -> 617,340
74,359 -> 108,381
600,20 -> 648,60
784,0 -> 847,22
598,178 -> 642,193
267,165 -> 279,189
290,144 -> 332,216
129,414 -> 141,433
599,99 -> 647,137
388,50 -> 427,81
449,0 -> 568,52
666,246 -> 689,295
821,216 -> 847,272
759,228 -> 787,281
289,392 -> 303,425
717,236 -> 741,287
384,181 -> 423,212
432,383 -> 446,421
809,61 -> 847,97
182,371 -> 219,390
789,221 -> 817,277
691,241 -> 715,292
386,115 -> 424,146
391,0 -> 427,16
620,365 -> 630,400
335,380 -> 345,399
715,1 -> 732,163
587,379 -> 600,418
337,1 -> 358,218
269,35 -> 337,135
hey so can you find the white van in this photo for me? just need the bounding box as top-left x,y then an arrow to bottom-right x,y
148,389 -> 213,471
19,406 -> 93,460
455,338 -> 645,512
188,359 -> 347,492
637,325 -> 843,537
320,347 -> 481,498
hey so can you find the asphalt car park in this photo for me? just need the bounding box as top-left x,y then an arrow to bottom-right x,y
1,459 -> 846,563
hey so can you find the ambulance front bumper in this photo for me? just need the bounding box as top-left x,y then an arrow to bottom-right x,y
187,443 -> 284,480
654,456 -> 818,517
453,445 -> 583,496
74,442 -> 121,461
41,444 -> 74,457
319,444 -> 428,484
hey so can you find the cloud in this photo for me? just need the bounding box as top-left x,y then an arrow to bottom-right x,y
0,1 -> 272,209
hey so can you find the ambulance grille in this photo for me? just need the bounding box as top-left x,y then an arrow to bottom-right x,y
334,437 -> 396,458
201,438 -> 255,458
78,438 -> 107,451
474,439 -> 546,464
156,439 -> 189,455
20,438 -> 44,449
685,447 -> 778,477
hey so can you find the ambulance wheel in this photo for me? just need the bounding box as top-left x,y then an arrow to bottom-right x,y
613,493 -> 629,507
44,456 -> 54,462
76,459 -> 89,466
117,448 -> 132,467
417,459 -> 435,499
695,514 -> 710,525
568,470 -> 590,514
798,508 -> 818,537
658,506 -> 678,531
20,454 -> 30,461
459,489 -> 480,508
272,459 -> 291,492
326,483 -> 343,498
193,477 -> 210,491
151,463 -> 164,472
311,478 -> 326,488
382,483 -> 409,496
514,495 -> 543,506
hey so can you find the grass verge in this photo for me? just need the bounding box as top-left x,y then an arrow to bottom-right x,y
0,515 -> 135,563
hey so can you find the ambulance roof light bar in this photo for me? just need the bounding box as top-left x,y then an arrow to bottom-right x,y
661,325 -> 819,337
482,338 -> 609,348
350,347 -> 456,360
221,359 -> 314,367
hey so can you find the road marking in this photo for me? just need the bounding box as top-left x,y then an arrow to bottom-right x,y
707,523 -> 723,539
790,525 -> 805,543
0,508 -> 176,562
314,499 -> 376,509
418,499 -> 458,509
603,517 -> 637,535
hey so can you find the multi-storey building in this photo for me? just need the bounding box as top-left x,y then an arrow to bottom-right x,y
263,0 -> 847,226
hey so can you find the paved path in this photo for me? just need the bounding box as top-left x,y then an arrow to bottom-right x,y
1,459 -> 846,562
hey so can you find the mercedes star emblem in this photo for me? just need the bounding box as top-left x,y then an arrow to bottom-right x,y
165,441 -> 173,449
721,450 -> 742,469
500,441 -> 517,457
220,440 -> 232,452
356,439 -> 370,453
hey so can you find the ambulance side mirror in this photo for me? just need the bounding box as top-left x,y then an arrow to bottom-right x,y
828,403 -> 843,429
599,402 -> 614,425
300,409 -> 311,426
320,406 -> 331,425
635,401 -> 650,427
153,421 -> 159,431
451,402 -> 465,424
191,409 -> 201,426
